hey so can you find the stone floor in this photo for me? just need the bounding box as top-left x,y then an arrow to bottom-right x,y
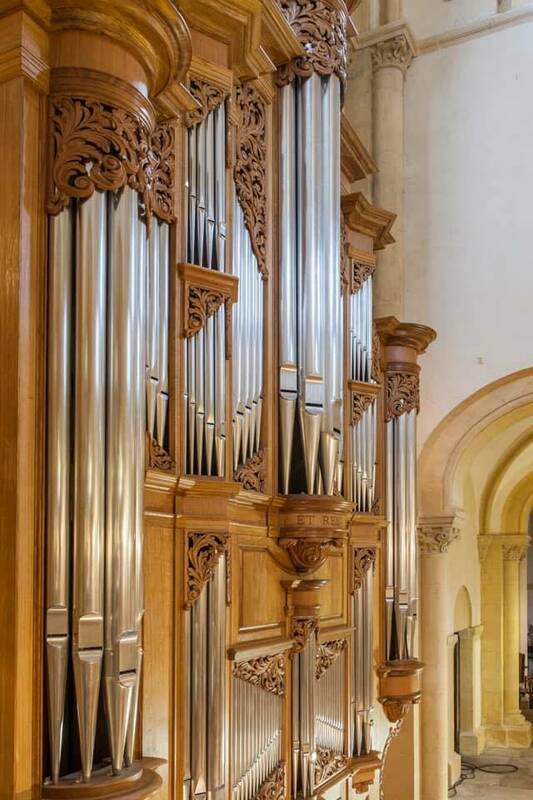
450,747 -> 533,798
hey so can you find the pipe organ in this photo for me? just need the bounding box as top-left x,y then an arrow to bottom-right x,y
0,1 -> 434,798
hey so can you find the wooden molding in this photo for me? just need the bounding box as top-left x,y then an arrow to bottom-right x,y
341,113 -> 377,183
278,495 -> 351,572
177,262 -> 239,340
351,752 -> 382,795
377,659 -> 424,723
341,192 -> 396,251
41,758 -> 165,798
375,316 -> 437,355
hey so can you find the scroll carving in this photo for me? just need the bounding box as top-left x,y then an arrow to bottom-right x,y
48,96 -> 175,228
314,748 -> 349,785
234,449 -> 266,492
371,324 -> 382,383
502,543 -> 529,561
351,260 -> 375,294
381,698 -> 412,724
232,655 -> 286,696
234,82 -> 267,276
185,79 -> 227,128
371,34 -> 414,75
352,548 -> 376,593
186,285 -> 227,337
316,638 -> 347,680
351,392 -> 374,426
385,370 -> 419,421
341,228 -> 350,295
291,617 -> 319,653
280,537 -> 343,573
418,525 -> 460,555
185,532 -> 228,609
255,763 -> 286,800
277,0 -> 349,86
147,435 -> 176,472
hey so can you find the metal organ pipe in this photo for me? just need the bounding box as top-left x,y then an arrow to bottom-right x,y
279,74 -> 343,495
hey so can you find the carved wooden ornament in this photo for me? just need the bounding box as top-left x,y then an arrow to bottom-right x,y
232,655 -> 285,695
234,449 -> 267,492
277,0 -> 349,86
48,96 -> 175,229
146,434 -> 176,472
280,537 -> 343,573
185,78 -> 227,128
351,260 -> 375,294
234,82 -> 268,276
351,392 -> 374,427
178,263 -> 238,345
352,548 -> 376,594
291,617 -> 319,653
314,748 -> 349,785
256,763 -> 286,800
316,638 -> 347,681
185,532 -> 228,609
385,370 -> 420,421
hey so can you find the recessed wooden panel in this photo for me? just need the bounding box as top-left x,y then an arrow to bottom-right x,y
314,552 -> 347,625
238,546 -> 286,635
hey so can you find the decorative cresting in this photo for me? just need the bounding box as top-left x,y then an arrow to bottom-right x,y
48,94 -> 175,228
276,0 -> 350,85
255,764 -> 286,800
234,449 -> 267,492
316,638 -> 347,680
314,749 -> 349,785
147,433 -> 176,471
370,33 -> 414,75
234,81 -> 267,276
352,547 -> 376,593
418,517 -> 461,555
184,532 -> 229,609
178,262 -> 239,339
232,655 -> 286,695
385,367 -> 420,421
185,78 -> 227,128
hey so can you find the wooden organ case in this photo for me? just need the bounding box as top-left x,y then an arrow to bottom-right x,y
24,1 -> 436,800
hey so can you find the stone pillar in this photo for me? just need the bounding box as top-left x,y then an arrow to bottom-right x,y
502,537 -> 529,727
369,27 -> 415,319
419,518 -> 460,800
458,626 -> 485,755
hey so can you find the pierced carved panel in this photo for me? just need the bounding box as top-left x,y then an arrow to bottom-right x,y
314,747 -> 348,785
256,763 -> 286,800
277,0 -> 349,86
48,96 -> 175,227
186,285 -> 227,337
371,323 -> 383,383
385,369 -> 420,421
315,638 -> 347,681
232,655 -> 286,696
185,78 -> 227,128
234,449 -> 267,492
351,392 -> 374,426
291,617 -> 319,653
234,82 -> 267,277
351,260 -> 375,294
352,548 -> 376,594
185,532 -> 228,609
147,435 -> 176,472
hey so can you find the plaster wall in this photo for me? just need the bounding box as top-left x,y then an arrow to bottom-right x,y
404,0 -> 497,39
403,20 -> 533,451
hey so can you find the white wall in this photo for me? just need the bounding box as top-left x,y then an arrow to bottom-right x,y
404,0 -> 497,40
404,20 -> 533,449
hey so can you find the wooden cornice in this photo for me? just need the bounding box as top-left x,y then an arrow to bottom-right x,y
0,3 -> 50,91
375,317 -> 437,355
259,0 -> 305,66
341,192 -> 395,251
341,113 -> 377,183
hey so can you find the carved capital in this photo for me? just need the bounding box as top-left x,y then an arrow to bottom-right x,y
352,547 -> 376,593
232,655 -> 285,695
234,449 -> 267,492
371,34 -> 414,75
256,763 -> 286,800
185,78 -> 227,128
280,536 -> 343,573
234,81 -> 267,277
502,541 -> 529,561
314,748 -> 349,786
48,95 -> 175,228
316,638 -> 347,680
291,617 -> 320,653
385,367 -> 419,421
418,521 -> 460,555
276,0 -> 350,86
184,532 -> 228,609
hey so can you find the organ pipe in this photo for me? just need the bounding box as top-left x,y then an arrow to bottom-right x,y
279,74 -> 342,496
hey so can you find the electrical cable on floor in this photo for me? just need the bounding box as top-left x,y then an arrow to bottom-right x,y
448,760 -> 518,796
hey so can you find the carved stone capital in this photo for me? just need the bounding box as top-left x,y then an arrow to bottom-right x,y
234,81 -> 267,276
234,449 -> 267,492
316,638 -> 347,680
418,517 -> 460,555
502,535 -> 530,561
352,547 -> 376,593
276,0 -> 350,86
48,93 -> 175,229
371,33 -> 414,75
314,748 -> 349,786
280,536 -> 343,572
232,655 -> 285,695
184,532 -> 228,609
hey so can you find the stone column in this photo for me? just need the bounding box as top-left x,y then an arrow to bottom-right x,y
369,27 -> 415,318
502,536 -> 530,729
458,626 -> 485,755
419,518 -> 460,800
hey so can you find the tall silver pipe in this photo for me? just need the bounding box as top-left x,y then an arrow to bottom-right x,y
215,306 -> 226,476
157,222 -> 169,447
46,208 -> 73,783
207,559 -> 226,800
385,421 -> 395,659
72,191 -> 107,781
214,102 -> 226,271
104,188 -> 143,773
191,586 -> 208,800
184,610 -> 192,800
406,409 -> 417,658
146,227 -> 160,439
